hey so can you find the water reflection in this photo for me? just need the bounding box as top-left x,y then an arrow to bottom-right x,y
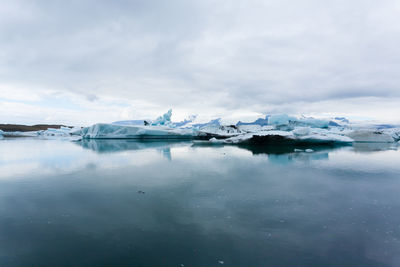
353,142 -> 398,153
78,139 -> 398,155
78,139 -> 192,154
0,138 -> 400,266
77,139 -> 191,161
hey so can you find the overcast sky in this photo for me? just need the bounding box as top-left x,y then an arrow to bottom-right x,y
1,0 -> 400,125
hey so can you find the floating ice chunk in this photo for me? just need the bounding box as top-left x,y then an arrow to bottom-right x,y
81,123 -> 196,139
347,130 -> 395,143
268,114 -> 329,128
268,114 -> 296,125
238,124 -> 262,133
38,127 -> 72,137
199,125 -> 242,136
71,127 -> 86,136
222,130 -> 295,144
217,128 -> 353,144
328,117 -> 350,127
297,118 -> 329,128
151,109 -> 173,127
236,115 -> 269,126
328,121 -> 341,127
298,132 -> 353,143
261,125 -> 275,131
294,149 -> 303,152
381,127 -> 400,142
292,127 -> 310,136
174,115 -> 197,127
305,149 -> 314,153
192,118 -> 221,128
209,137 -> 224,143
335,117 -> 350,123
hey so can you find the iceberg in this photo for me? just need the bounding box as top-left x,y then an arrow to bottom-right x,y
174,115 -> 197,127
38,126 -> 73,137
214,128 -> 353,145
268,114 -> 297,126
112,120 -> 148,126
81,123 -> 196,139
237,124 -> 263,133
267,114 -> 329,129
385,128 -> 400,141
297,117 -> 329,128
292,127 -> 310,136
198,125 -> 242,136
151,109 -> 174,127
67,110 -> 400,145
236,115 -> 270,126
1,126 -> 78,138
112,111 -> 197,128
335,117 -> 350,123
192,118 -> 221,128
347,130 -> 395,143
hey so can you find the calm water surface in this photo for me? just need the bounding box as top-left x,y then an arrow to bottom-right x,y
0,138 -> 400,266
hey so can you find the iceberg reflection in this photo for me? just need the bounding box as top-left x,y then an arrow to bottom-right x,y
77,139 -> 191,154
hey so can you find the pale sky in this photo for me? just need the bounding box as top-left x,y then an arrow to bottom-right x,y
1,0 -> 400,125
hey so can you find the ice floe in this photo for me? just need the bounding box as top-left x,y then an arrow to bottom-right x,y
81,123 -> 196,139
347,130 -> 395,143
76,110 -> 400,146
1,126 -> 76,138
2,110 -> 399,146
38,126 -> 75,137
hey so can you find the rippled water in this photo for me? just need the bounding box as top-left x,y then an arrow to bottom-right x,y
0,138 -> 400,266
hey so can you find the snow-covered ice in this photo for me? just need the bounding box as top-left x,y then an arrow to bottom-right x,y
151,109 -> 174,127
347,130 -> 395,143
38,126 -> 74,137
2,110 -> 398,146
76,111 -> 400,145
81,123 -> 196,139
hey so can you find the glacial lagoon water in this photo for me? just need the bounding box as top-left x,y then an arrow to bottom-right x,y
1,138 -> 400,266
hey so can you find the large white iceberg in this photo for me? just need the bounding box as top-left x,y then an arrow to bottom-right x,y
0,126 -> 77,138
38,126 -> 74,137
151,109 -> 174,127
268,114 -> 297,126
69,110 -> 400,145
347,130 -> 395,143
174,115 -> 197,127
266,114 -> 329,128
210,128 -> 353,145
81,123 -> 196,139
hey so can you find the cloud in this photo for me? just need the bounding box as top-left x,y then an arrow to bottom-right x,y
0,0 -> 400,124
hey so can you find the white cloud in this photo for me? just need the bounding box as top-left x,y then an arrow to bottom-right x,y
0,0 -> 399,124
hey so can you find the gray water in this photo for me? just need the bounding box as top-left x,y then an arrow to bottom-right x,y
0,138 -> 400,267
